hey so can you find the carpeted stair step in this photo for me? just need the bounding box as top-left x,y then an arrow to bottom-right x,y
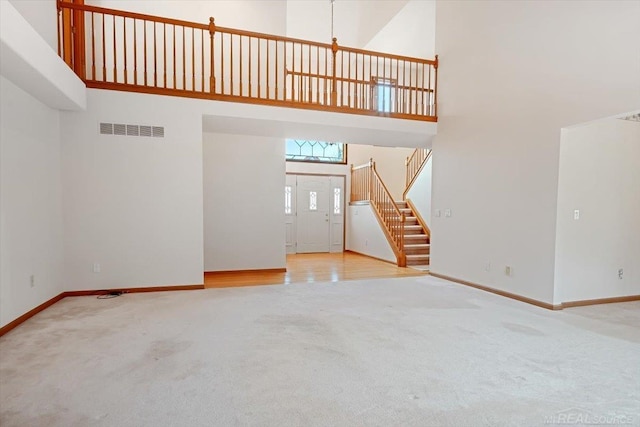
404,234 -> 429,243
404,216 -> 419,225
404,225 -> 424,234
404,243 -> 430,255
406,254 -> 430,266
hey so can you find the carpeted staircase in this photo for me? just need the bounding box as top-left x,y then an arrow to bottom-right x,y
397,201 -> 430,268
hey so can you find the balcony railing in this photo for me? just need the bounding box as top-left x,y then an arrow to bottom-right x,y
57,1 -> 438,121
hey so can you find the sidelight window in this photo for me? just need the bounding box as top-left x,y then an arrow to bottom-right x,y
285,186 -> 292,214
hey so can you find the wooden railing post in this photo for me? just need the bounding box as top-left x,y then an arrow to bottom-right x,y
75,3 -> 86,79
369,158 -> 374,201
208,17 -> 216,93
349,163 -> 354,202
400,213 -> 405,251
405,156 -> 410,187
433,54 -> 438,117
331,37 -> 338,106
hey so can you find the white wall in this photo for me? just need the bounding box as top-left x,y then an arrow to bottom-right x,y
203,133 -> 286,271
432,0 -> 640,304
61,89 -> 204,290
0,75 -> 64,328
285,161 -> 349,177
406,154 -> 432,225
346,205 -> 395,263
365,0 -> 435,59
8,0 -> 58,50
286,0 -> 408,48
554,118 -> 640,303
349,144 -> 414,201
0,0 -> 86,111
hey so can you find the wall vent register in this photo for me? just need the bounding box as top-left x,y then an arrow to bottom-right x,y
99,122 -> 165,138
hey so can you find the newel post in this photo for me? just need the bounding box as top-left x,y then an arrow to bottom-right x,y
209,17 -> 216,93
331,37 -> 339,106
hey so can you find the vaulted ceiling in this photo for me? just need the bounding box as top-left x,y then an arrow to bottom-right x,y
286,0 -> 409,47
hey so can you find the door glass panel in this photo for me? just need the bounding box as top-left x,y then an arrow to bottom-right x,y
309,191 -> 317,211
333,187 -> 341,214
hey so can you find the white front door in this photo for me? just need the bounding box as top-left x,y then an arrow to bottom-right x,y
285,175 -> 297,254
296,175 -> 331,253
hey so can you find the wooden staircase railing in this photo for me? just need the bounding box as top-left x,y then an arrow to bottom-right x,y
56,1 -> 438,122
403,148 -> 432,200
351,159 -> 406,267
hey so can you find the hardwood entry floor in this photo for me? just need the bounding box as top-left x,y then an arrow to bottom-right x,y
204,252 -> 427,288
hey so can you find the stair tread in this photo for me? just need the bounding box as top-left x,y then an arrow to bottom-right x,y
406,254 -> 430,259
404,243 -> 430,248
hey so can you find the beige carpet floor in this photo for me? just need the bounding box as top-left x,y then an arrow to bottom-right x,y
1,276 -> 638,427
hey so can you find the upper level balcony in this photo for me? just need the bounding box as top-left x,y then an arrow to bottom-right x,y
56,1 -> 438,123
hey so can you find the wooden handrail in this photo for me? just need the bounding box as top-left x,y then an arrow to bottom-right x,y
403,148 -> 431,200
57,1 -> 209,29
338,45 -> 437,66
352,161 -> 373,171
56,1 -> 438,121
350,159 -> 406,266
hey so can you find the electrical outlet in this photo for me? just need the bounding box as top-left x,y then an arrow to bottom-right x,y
30,275 -> 35,288
93,263 -> 101,273
505,266 -> 512,276
618,268 -> 623,280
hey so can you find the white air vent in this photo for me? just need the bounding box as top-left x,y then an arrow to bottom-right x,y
99,122 -> 165,138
